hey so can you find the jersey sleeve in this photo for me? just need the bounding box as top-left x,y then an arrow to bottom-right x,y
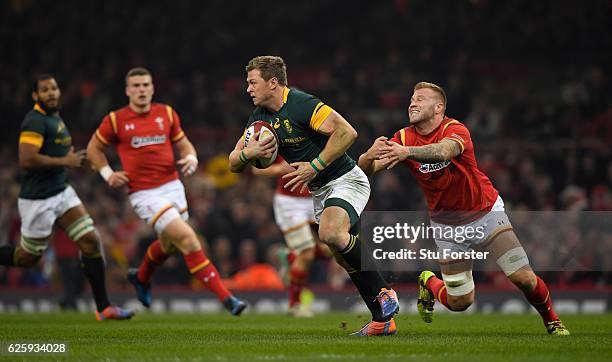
19,115 -> 46,148
292,92 -> 334,131
389,128 -> 409,146
95,113 -> 118,145
441,121 -> 472,154
167,106 -> 185,143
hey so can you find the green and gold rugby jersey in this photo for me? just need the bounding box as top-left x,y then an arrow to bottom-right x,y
18,103 -> 72,199
246,87 -> 356,189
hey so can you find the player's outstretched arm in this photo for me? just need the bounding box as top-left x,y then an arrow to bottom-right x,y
174,137 -> 198,177
379,139 -> 461,169
86,135 -> 129,188
19,143 -> 85,169
228,133 -> 275,173
358,136 -> 391,176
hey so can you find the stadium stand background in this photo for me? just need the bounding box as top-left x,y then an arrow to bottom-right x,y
0,0 -> 610,294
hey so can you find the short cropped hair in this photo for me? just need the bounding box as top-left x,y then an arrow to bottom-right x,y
32,74 -> 55,93
246,56 -> 287,86
125,67 -> 151,84
414,81 -> 447,107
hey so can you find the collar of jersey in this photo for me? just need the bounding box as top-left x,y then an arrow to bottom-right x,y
282,87 -> 290,104
33,103 -> 47,115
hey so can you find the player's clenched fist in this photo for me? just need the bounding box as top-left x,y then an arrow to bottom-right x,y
378,140 -> 410,170
177,154 -> 198,177
244,132 -> 277,160
107,171 -> 130,188
63,146 -> 87,168
363,136 -> 390,161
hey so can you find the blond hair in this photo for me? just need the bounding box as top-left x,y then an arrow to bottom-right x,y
246,56 -> 287,85
414,82 -> 447,107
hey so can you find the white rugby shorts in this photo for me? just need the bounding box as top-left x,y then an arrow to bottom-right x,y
129,179 -> 189,234
431,195 -> 512,255
18,185 -> 83,240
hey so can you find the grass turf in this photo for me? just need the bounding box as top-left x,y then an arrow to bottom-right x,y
0,312 -> 610,361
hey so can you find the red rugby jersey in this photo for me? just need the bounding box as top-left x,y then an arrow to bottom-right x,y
274,156 -> 310,197
390,116 -> 498,224
95,103 -> 185,192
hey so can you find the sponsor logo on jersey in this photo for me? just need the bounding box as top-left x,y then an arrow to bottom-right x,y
280,136 -> 306,145
273,118 -> 281,129
418,160 -> 451,173
125,123 -> 135,131
54,136 -> 72,146
131,135 -> 167,148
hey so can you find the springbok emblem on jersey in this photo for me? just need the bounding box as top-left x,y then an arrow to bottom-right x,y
284,119 -> 293,133
155,117 -> 164,130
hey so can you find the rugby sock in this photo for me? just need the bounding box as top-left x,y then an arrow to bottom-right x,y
0,246 -> 16,266
523,276 -> 559,323
184,250 -> 231,302
81,255 -> 111,312
288,267 -> 307,308
348,271 -> 386,322
426,275 -> 451,309
287,250 -> 296,265
137,240 -> 170,284
338,235 -> 391,322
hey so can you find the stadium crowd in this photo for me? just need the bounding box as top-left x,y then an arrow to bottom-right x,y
0,0 -> 610,297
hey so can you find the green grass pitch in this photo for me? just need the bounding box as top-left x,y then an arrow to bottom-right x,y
0,312 -> 610,361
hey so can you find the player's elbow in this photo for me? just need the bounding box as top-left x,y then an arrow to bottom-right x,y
19,155 -> 33,169
346,126 -> 358,142
441,148 -> 453,161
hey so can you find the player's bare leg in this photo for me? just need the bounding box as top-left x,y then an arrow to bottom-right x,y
319,206 -> 398,336
56,205 -> 134,320
161,218 -> 247,316
418,258 -> 475,323
485,229 -> 569,335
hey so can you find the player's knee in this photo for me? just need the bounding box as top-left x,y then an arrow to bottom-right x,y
442,270 -> 475,311
170,228 -> 199,253
14,250 -> 41,268
318,225 -> 344,248
508,269 -> 537,292
447,294 -> 474,311
296,246 -> 315,264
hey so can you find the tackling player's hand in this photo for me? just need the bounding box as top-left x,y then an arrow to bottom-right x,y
64,146 -> 87,168
244,132 -> 276,160
365,136 -> 389,160
177,154 -> 198,177
107,171 -> 130,188
379,140 -> 410,169
282,162 -> 316,193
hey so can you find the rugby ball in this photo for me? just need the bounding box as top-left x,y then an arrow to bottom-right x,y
244,121 -> 279,169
